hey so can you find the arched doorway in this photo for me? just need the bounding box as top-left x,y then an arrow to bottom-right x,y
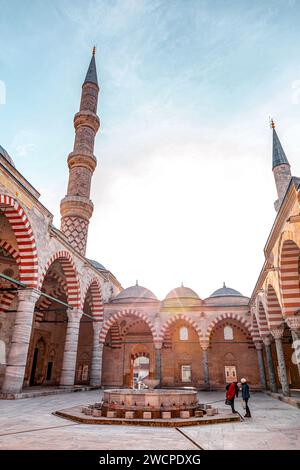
130,353 -> 150,386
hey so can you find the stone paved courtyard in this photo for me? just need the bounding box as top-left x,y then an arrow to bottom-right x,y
0,390 -> 299,450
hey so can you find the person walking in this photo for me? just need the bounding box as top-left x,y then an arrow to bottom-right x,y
226,381 -> 239,414
241,378 -> 251,418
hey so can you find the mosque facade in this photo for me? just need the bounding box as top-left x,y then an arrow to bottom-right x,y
0,52 -> 299,397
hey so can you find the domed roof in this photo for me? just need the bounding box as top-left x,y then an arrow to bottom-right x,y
165,284 -> 200,300
0,145 -> 15,167
113,282 -> 157,302
210,283 -> 242,298
88,259 -> 106,270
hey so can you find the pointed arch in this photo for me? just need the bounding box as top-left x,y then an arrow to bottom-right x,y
251,312 -> 261,343
257,301 -> 270,337
38,251 -> 80,308
204,312 -> 254,342
0,195 -> 38,286
81,277 -> 104,321
279,239 -> 300,317
99,309 -> 158,343
266,284 -> 284,329
159,314 -> 203,343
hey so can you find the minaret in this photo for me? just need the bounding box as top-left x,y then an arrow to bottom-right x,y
60,48 -> 100,256
271,120 -> 292,212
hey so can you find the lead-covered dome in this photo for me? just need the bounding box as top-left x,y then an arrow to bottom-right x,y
165,285 -> 200,300
112,282 -> 157,302
210,283 -> 242,298
0,145 -> 15,167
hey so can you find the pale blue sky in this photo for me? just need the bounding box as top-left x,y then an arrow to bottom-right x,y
1,0 -> 300,298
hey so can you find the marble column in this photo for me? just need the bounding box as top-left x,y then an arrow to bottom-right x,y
263,337 -> 278,393
201,342 -> 210,390
271,327 -> 290,397
254,342 -> 267,389
2,289 -> 39,394
60,308 -> 83,387
286,317 -> 300,378
154,343 -> 162,387
90,322 -> 104,387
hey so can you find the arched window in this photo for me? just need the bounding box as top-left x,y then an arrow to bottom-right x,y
224,325 -> 234,340
179,326 -> 189,341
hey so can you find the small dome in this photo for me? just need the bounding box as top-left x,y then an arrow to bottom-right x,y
113,282 -> 157,302
210,283 -> 242,298
165,284 -> 200,300
0,145 -> 15,167
88,259 -> 106,270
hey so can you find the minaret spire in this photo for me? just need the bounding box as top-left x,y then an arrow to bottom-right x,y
270,119 -> 292,212
60,49 -> 100,256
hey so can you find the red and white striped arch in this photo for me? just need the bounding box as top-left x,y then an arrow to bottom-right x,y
0,195 -> 38,287
81,278 -> 104,321
251,312 -> 262,343
204,312 -> 254,342
266,284 -> 284,329
0,240 -> 20,314
257,301 -> 270,337
159,314 -> 203,343
0,239 -> 20,265
279,239 -> 300,317
35,272 -> 67,322
99,309 -> 158,344
38,251 -> 80,308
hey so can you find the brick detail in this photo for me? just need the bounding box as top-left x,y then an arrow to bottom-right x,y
61,216 -> 89,257
279,240 -> 300,317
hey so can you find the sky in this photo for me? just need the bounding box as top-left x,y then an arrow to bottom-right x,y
1,0 -> 300,299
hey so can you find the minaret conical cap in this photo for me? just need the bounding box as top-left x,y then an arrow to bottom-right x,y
84,47 -> 98,86
271,120 -> 290,169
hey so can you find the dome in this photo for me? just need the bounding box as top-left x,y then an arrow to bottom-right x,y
165,284 -> 200,300
113,282 -> 157,302
210,283 -> 242,298
88,259 -> 106,270
0,145 -> 15,167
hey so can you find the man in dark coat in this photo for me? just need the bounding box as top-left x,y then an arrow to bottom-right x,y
241,378 -> 251,417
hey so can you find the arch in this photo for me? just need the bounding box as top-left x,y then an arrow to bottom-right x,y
204,312 -> 254,342
0,195 -> 38,287
159,314 -> 203,343
0,239 -> 20,265
279,239 -> 300,317
81,277 -> 104,321
99,309 -> 158,343
257,302 -> 270,337
38,251 -> 80,308
266,284 -> 284,329
251,311 -> 262,343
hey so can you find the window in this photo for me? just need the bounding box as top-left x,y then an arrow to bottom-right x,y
181,365 -> 192,382
179,326 -> 189,341
224,366 -> 237,383
224,326 -> 233,340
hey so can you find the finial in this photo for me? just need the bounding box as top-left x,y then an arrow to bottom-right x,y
270,117 -> 275,129
136,280 -> 138,286
181,281 -> 184,287
223,282 -> 226,288
92,45 -> 96,56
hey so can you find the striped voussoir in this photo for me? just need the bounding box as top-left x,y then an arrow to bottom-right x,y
266,285 -> 284,329
0,240 -> 20,314
251,314 -> 262,343
38,251 -> 80,308
204,312 -> 254,342
35,272 -> 68,322
159,314 -> 203,343
110,323 -> 122,348
279,240 -> 300,317
99,309 -> 158,344
81,278 -> 104,321
257,302 -> 270,337
0,195 -> 38,287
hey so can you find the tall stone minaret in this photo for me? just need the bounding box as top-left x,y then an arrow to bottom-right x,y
271,120 -> 292,212
60,48 -> 100,256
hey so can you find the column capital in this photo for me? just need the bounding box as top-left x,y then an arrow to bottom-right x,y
66,308 -> 83,322
154,342 -> 163,350
286,316 -> 300,332
18,288 -> 40,303
200,341 -> 210,351
254,341 -> 263,351
270,326 -> 285,340
262,336 -> 272,347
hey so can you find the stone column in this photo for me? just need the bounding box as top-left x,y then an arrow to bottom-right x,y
60,308 -> 83,387
254,342 -> 267,389
201,342 -> 210,390
271,327 -> 290,397
154,343 -> 162,387
286,316 -> 300,377
90,322 -> 104,387
263,337 -> 278,393
2,289 -> 39,394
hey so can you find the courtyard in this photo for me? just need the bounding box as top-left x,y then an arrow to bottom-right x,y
0,390 -> 299,450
